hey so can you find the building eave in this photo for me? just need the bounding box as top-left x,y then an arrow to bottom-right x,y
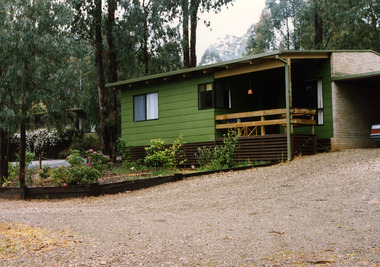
107,49 -> 379,89
332,71 -> 380,81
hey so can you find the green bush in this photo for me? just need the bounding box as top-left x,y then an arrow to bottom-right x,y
144,135 -> 185,170
196,146 -> 214,168
117,138 -> 133,161
214,131 -> 239,169
39,166 -> 51,179
120,159 -> 146,173
85,149 -> 111,173
196,131 -> 239,170
51,166 -> 100,186
69,134 -> 100,154
66,150 -> 84,167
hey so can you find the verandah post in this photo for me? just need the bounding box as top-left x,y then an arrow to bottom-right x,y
276,55 -> 292,161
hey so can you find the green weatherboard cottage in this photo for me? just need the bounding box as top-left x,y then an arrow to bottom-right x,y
107,50 -> 380,162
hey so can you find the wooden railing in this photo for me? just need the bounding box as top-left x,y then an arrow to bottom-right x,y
215,108 -> 316,136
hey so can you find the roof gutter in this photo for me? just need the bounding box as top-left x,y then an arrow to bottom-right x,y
276,55 -> 291,162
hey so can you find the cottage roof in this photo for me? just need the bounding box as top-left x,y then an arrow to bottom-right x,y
106,50 -> 378,89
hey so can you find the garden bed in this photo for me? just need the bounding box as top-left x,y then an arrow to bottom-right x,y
0,163 -> 274,200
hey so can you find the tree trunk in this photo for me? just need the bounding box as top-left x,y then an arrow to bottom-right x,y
0,128 -> 7,183
143,1 -> 149,75
107,0 -> 118,161
313,0 -> 323,49
95,0 -> 108,155
182,0 -> 190,68
19,120 -> 26,187
189,0 -> 199,67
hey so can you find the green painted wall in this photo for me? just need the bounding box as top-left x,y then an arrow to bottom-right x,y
292,59 -> 333,139
121,73 -> 215,146
120,59 -> 334,147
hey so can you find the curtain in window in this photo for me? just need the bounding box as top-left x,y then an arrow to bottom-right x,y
134,95 -> 146,121
146,92 -> 158,120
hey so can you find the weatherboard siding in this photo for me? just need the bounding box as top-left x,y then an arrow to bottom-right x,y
121,74 -> 215,146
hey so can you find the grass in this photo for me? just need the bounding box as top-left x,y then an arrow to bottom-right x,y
0,222 -> 77,260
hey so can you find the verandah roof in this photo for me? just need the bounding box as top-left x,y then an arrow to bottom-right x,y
106,50 -> 338,89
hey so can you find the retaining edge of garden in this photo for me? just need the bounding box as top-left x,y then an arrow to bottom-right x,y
0,163 -> 276,200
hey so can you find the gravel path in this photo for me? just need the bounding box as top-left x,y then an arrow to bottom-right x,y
1,149 -> 379,266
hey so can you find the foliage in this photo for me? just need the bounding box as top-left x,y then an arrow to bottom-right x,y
3,151 -> 35,186
144,135 -> 186,170
66,150 -> 84,168
13,128 -> 81,158
196,131 -> 239,170
85,149 -> 111,173
0,0 -> 81,185
39,166 -> 51,179
52,149 -> 109,186
116,138 -> 133,161
120,159 -> 146,173
51,166 -> 100,186
5,163 -> 19,186
196,146 -> 214,168
246,11 -> 277,54
246,0 -> 380,54
69,134 -> 100,154
214,130 -> 239,169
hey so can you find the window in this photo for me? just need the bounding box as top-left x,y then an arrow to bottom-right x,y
134,92 -> 158,121
293,79 -> 324,125
198,82 -> 231,110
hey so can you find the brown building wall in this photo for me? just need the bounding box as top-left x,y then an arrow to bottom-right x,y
330,51 -> 380,150
331,82 -> 379,150
331,51 -> 380,75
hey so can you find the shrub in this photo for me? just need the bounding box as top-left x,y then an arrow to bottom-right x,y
66,150 -> 84,167
39,166 -> 51,179
214,130 -> 239,169
67,166 -> 101,185
196,131 -> 239,170
51,166 -> 101,186
120,159 -> 146,173
116,138 -> 133,161
196,146 -> 214,168
144,135 -> 185,170
69,134 -> 100,154
144,139 -> 171,169
14,128 -> 81,157
51,166 -> 70,185
85,149 -> 111,173
52,149 -> 108,186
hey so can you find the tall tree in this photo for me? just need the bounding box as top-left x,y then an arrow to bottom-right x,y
71,0 -> 118,158
265,0 -> 305,50
0,0 -> 78,185
246,11 -> 277,54
175,0 -> 234,67
106,0 -> 119,161
118,0 -> 182,77
298,0 -> 380,51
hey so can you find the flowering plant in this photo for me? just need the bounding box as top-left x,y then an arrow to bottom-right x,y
66,150 -> 84,167
85,149 -> 111,173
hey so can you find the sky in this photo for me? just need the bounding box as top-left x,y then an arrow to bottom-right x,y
197,0 -> 266,58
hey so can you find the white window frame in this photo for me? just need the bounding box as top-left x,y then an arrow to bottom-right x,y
133,92 -> 158,122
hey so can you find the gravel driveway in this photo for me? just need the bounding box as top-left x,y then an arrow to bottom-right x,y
1,149 -> 379,266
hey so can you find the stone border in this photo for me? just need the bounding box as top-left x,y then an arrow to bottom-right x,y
0,163 -> 275,200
